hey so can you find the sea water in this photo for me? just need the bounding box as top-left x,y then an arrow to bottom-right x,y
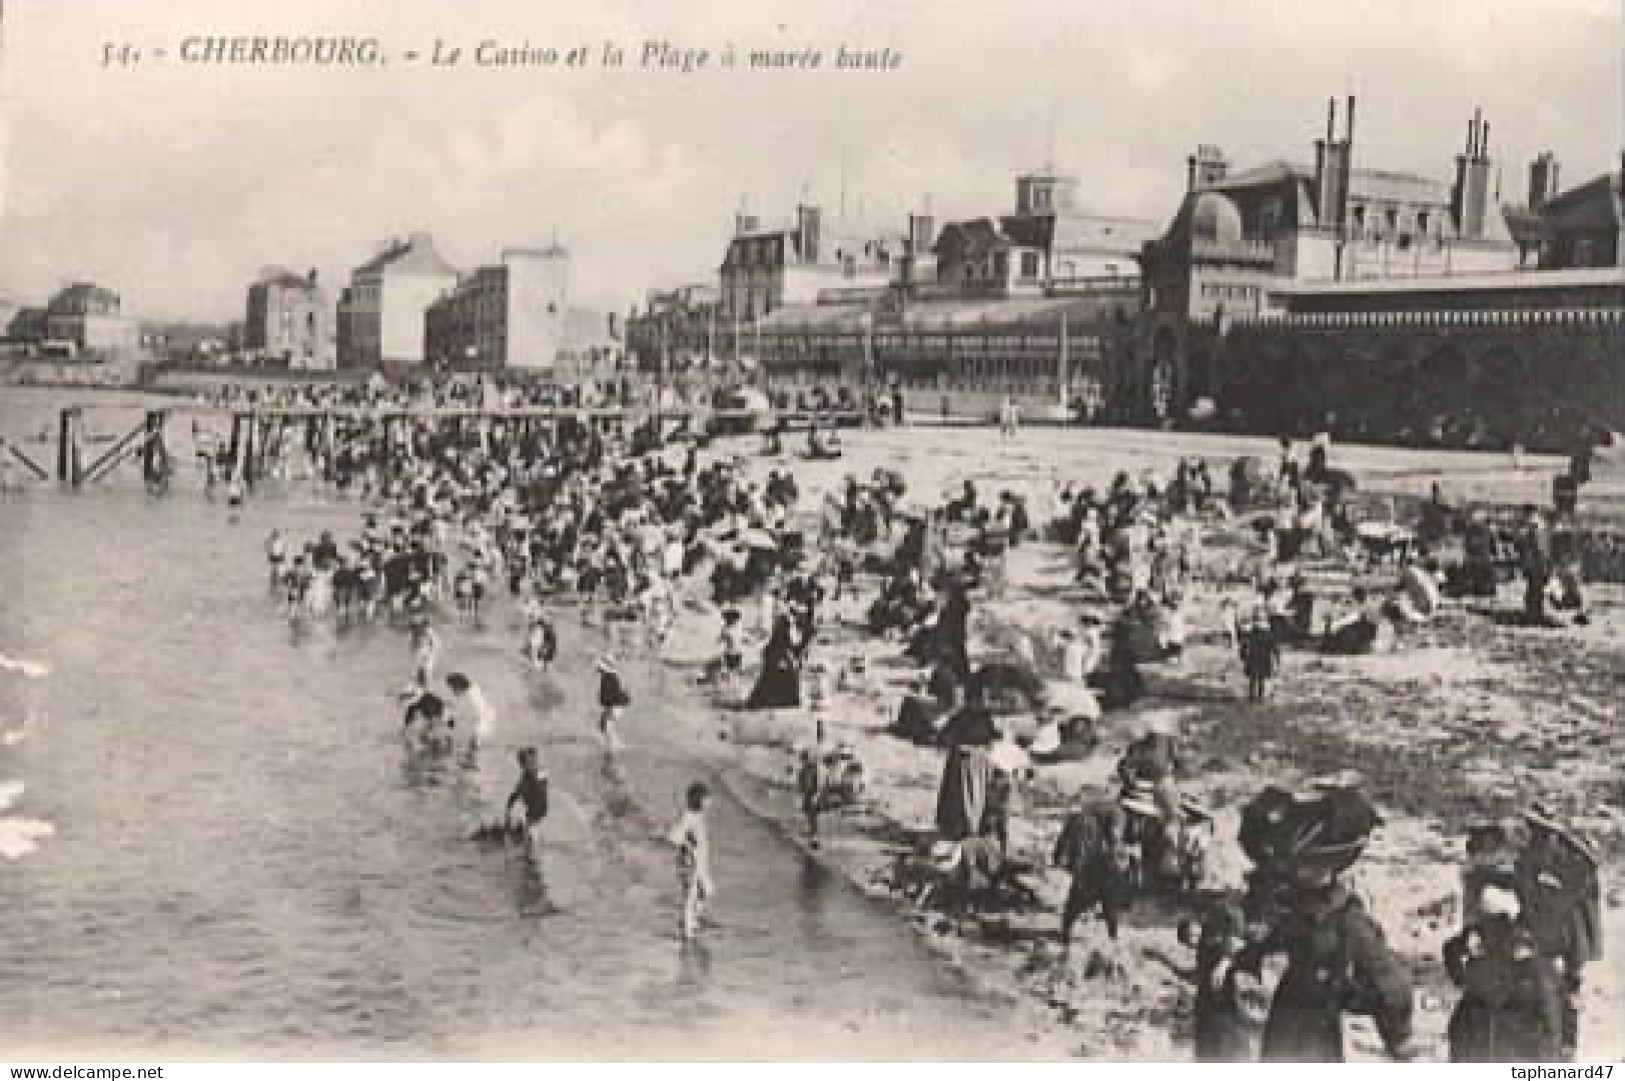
0,389 -> 1033,1060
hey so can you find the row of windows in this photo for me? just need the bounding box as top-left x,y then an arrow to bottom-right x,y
1349,203 -> 1435,239
1200,283 -> 1259,301
735,236 -> 784,268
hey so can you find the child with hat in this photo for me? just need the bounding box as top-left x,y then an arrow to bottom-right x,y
1239,605 -> 1280,702
717,606 -> 744,695
596,654 -> 630,751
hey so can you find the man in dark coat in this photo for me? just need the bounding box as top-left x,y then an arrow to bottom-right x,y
1238,876 -> 1415,1062
1444,879 -> 1564,1062
1052,798 -> 1133,948
1187,896 -> 1259,1062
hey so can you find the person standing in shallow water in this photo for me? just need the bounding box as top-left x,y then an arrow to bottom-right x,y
596,654 -> 630,751
667,782 -> 715,940
504,746 -> 550,880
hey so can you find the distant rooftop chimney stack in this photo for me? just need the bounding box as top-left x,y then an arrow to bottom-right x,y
1527,152 -> 1560,208
796,203 -> 822,263
1452,108 -> 1494,239
1186,144 -> 1229,192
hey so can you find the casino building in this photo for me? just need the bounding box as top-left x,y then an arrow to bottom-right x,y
628,98 -> 1623,444
1141,99 -> 1625,450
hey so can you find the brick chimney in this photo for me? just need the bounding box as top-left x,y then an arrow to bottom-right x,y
1186,144 -> 1229,192
1314,97 -> 1354,234
908,212 -> 936,255
1451,108 -> 1493,239
796,203 -> 822,263
1528,152 -> 1560,208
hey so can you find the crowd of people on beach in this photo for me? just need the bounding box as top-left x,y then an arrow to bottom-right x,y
224,370 -> 1605,1061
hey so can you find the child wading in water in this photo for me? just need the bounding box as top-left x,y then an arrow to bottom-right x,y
504,746 -> 550,868
666,781 -> 715,939
523,612 -> 558,673
797,748 -> 827,849
596,654 -> 630,751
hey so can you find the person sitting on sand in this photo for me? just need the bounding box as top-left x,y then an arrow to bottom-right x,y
1028,705 -> 1096,764
1538,562 -> 1589,627
1390,558 -> 1444,625
1321,587 -> 1380,655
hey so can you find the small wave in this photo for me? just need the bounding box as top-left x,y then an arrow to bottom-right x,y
0,653 -> 50,679
0,817 -> 54,860
0,779 -> 23,810
1,709 -> 36,746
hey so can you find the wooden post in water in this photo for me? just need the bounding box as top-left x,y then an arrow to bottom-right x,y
235,412 -> 255,486
228,413 -> 244,471
322,412 -> 336,483
141,410 -> 166,486
56,407 -> 83,489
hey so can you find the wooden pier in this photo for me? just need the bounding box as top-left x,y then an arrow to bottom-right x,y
37,401 -> 789,490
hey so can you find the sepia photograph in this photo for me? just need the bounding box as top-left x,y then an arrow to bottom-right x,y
0,0 -> 1621,1065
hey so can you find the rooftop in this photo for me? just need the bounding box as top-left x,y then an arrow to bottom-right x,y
1215,160 -> 1448,204
354,235 -> 458,278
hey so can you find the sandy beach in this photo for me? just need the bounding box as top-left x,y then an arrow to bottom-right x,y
646,424 -> 1625,1062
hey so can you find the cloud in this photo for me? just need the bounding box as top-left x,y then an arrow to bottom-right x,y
0,0 -> 1618,320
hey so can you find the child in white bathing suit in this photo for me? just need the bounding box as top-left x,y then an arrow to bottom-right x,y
667,782 -> 714,939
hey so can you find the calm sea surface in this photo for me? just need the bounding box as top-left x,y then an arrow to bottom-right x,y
0,388 -> 1032,1060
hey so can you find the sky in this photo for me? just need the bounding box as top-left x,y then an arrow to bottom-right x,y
0,0 -> 1620,322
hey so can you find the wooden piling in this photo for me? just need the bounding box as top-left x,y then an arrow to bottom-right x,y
141,411 -> 167,486
56,407 -> 83,489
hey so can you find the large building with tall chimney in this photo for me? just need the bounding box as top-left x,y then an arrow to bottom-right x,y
1137,97 -> 1622,448
1141,98 -> 1520,334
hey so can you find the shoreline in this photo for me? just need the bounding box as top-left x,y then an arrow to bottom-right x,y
629,428 -> 1624,1062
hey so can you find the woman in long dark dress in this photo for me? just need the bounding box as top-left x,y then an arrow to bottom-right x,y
745,612 -> 803,710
